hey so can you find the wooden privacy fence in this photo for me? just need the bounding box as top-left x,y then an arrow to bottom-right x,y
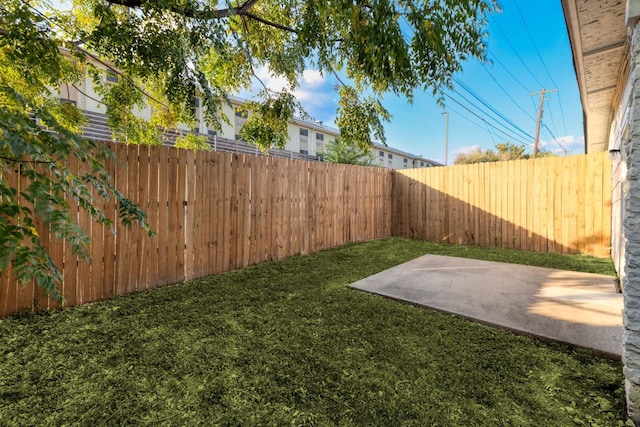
0,147 -> 613,317
0,142 -> 392,317
393,151 -> 612,256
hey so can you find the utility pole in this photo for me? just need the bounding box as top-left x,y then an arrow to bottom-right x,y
530,88 -> 557,158
443,111 -> 449,166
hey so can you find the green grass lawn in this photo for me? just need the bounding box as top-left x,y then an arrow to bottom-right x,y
0,238 -> 627,425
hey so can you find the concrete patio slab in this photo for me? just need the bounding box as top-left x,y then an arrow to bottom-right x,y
349,255 -> 623,359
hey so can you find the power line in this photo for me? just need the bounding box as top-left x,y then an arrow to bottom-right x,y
492,20 -> 545,88
453,77 -> 536,141
487,48 -> 533,94
445,103 -> 498,144
403,10 -> 559,152
484,122 -> 498,146
481,63 -> 537,122
556,95 -> 569,135
511,1 -> 569,136
540,127 -> 559,156
542,122 -> 569,155
512,1 -> 558,88
445,93 -> 532,146
544,96 -> 560,138
449,89 -> 532,145
400,15 -> 535,145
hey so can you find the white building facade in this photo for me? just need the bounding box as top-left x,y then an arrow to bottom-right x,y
56,57 -> 438,169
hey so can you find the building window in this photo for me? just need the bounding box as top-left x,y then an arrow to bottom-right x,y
316,133 -> 324,141
235,134 -> 246,142
106,72 -> 119,83
60,98 -> 77,106
379,151 -> 384,156
420,161 -> 425,167
300,149 -> 309,154
193,126 -> 199,134
235,109 -> 248,118
300,128 -> 309,137
404,158 -> 408,163
388,153 -> 393,159
194,98 -> 200,108
208,130 -> 217,136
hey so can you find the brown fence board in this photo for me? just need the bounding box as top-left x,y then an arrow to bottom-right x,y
601,152 -> 612,258
576,156 -> 587,254
545,158 -> 555,253
1,163 -> 19,316
112,144 -> 126,295
125,144 -> 139,293
553,157 -> 563,253
156,145 -> 170,286
230,152 -> 239,268
166,147 -> 179,285
205,152 -> 217,272
137,144 -> 151,290
584,155 -> 596,254
16,163 -> 35,312
146,144 -> 160,288
63,155 -> 80,308
218,152 -> 226,269
176,149 -> 187,280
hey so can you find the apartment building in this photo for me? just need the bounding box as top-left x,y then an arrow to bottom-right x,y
57,58 -> 438,169
373,143 -> 441,169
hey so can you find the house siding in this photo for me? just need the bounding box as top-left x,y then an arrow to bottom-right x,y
623,18 -> 640,424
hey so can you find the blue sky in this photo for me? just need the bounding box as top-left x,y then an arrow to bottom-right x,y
256,0 -> 583,164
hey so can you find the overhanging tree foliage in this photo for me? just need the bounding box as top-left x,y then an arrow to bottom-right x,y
1,0 -> 496,299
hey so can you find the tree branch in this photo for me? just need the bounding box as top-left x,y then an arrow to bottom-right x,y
0,156 -> 53,165
103,0 -> 299,33
243,12 -> 298,33
105,0 -> 258,20
73,46 -> 169,109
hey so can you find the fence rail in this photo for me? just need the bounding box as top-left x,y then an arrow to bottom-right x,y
0,146 -> 612,317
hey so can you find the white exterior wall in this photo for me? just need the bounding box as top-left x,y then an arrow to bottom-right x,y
218,103 -> 236,138
285,123 -> 300,152
282,122 -> 339,155
84,72 -> 106,114
609,69 -> 633,285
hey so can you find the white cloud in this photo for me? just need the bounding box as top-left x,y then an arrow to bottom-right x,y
302,69 -> 324,86
237,66 -> 338,124
253,65 -> 291,92
540,135 -> 585,155
253,66 -> 326,94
